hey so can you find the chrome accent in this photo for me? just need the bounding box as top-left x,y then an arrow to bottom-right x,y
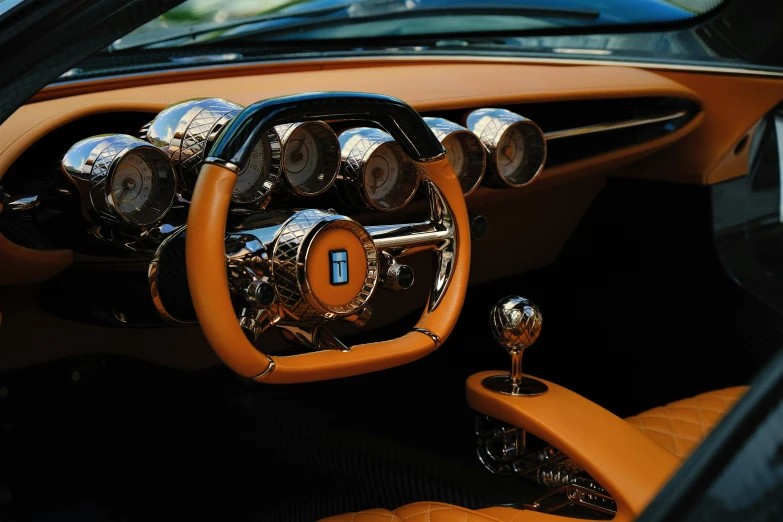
412,328 -> 440,348
424,117 -> 486,195
274,121 -> 341,196
239,307 -> 278,341
466,108 -> 546,188
277,323 -> 350,352
484,296 -> 547,396
61,134 -> 177,227
202,157 -> 241,173
251,356 -> 277,382
148,225 -> 197,325
5,195 -> 41,212
366,179 -> 457,312
272,210 -> 379,319
544,110 -> 689,141
144,98 -> 242,194
344,306 -> 373,327
379,253 -> 415,291
338,127 -> 420,212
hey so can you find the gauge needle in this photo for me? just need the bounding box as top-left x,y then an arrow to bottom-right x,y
503,146 -> 514,160
116,186 -> 128,205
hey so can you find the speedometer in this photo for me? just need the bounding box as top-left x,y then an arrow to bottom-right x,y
231,132 -> 280,204
61,134 -> 177,227
338,127 -> 419,212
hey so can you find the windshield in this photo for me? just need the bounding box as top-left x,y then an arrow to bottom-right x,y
116,0 -> 724,50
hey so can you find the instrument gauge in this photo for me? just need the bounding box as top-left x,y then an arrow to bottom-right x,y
338,128 -> 419,212
424,117 -> 486,195
465,108 -> 546,188
61,134 -> 176,227
275,121 -> 340,196
143,97 -> 281,204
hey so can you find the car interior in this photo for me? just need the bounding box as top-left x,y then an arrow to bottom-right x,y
0,1 -> 782,521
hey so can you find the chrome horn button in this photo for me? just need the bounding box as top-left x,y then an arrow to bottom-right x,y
272,210 -> 378,321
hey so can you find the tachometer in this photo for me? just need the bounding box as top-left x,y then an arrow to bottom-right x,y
338,127 -> 419,212
61,134 -> 177,227
143,97 -> 281,205
275,121 -> 340,196
465,108 -> 546,188
424,117 -> 486,195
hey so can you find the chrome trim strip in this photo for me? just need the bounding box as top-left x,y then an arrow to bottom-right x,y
251,356 -> 277,381
544,110 -> 689,141
412,327 -> 440,348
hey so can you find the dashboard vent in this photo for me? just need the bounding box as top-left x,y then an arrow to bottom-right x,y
426,97 -> 700,168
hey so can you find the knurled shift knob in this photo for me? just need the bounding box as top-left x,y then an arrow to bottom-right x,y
489,296 -> 542,354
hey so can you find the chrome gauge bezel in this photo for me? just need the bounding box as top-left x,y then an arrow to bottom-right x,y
424,117 -> 486,196
338,127 -> 420,212
230,130 -> 282,205
465,108 -> 547,188
274,121 -> 340,196
61,134 -> 177,227
143,98 -> 242,196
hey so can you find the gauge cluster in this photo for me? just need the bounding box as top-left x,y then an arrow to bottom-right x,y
54,98 -> 547,255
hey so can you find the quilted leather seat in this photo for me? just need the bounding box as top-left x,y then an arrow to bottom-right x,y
323,387 -> 747,522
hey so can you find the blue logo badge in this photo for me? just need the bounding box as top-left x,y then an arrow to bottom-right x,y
329,250 -> 348,285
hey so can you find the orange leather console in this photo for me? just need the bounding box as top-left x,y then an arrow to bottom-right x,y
626,386 -> 747,459
466,371 -> 680,522
187,157 -> 470,383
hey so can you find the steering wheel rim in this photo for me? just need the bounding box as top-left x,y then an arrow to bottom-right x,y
186,93 -> 471,384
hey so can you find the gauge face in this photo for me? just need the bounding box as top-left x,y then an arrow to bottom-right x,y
111,152 -> 155,216
281,123 -> 339,196
496,126 -> 526,181
232,133 -> 278,204
443,134 -> 467,177
363,142 -> 418,211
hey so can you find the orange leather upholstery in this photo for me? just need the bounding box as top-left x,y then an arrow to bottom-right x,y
324,386 -> 746,522
320,502 -> 528,522
625,386 -> 747,459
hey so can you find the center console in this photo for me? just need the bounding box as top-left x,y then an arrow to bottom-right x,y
467,296 -> 680,521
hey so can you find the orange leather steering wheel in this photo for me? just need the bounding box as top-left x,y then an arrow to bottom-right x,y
185,93 -> 470,384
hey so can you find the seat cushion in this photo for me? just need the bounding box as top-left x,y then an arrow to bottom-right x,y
320,502 -> 522,522
625,386 -> 747,459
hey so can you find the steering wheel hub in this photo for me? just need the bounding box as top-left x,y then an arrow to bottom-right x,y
273,210 -> 378,320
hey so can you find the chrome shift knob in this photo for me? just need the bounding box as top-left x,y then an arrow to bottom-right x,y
484,296 -> 548,396
490,296 -> 542,353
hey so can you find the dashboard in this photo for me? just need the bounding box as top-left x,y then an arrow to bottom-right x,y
0,60 -> 780,372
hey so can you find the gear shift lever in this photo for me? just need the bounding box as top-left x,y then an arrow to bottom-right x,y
483,296 -> 548,396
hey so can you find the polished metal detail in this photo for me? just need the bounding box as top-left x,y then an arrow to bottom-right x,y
412,327 -> 440,348
380,261 -> 415,291
366,179 -> 457,312
148,225 -> 197,325
474,415 -> 616,515
251,356 -> 277,382
344,306 -> 373,327
424,117 -> 486,195
338,127 -> 420,212
4,195 -> 41,212
273,210 -> 378,319
144,98 -> 242,194
483,296 -> 547,396
544,110 -> 689,141
466,108 -> 546,188
277,323 -> 350,352
61,134 -> 177,227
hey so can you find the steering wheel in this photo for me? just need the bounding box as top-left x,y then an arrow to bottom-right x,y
186,92 -> 470,383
